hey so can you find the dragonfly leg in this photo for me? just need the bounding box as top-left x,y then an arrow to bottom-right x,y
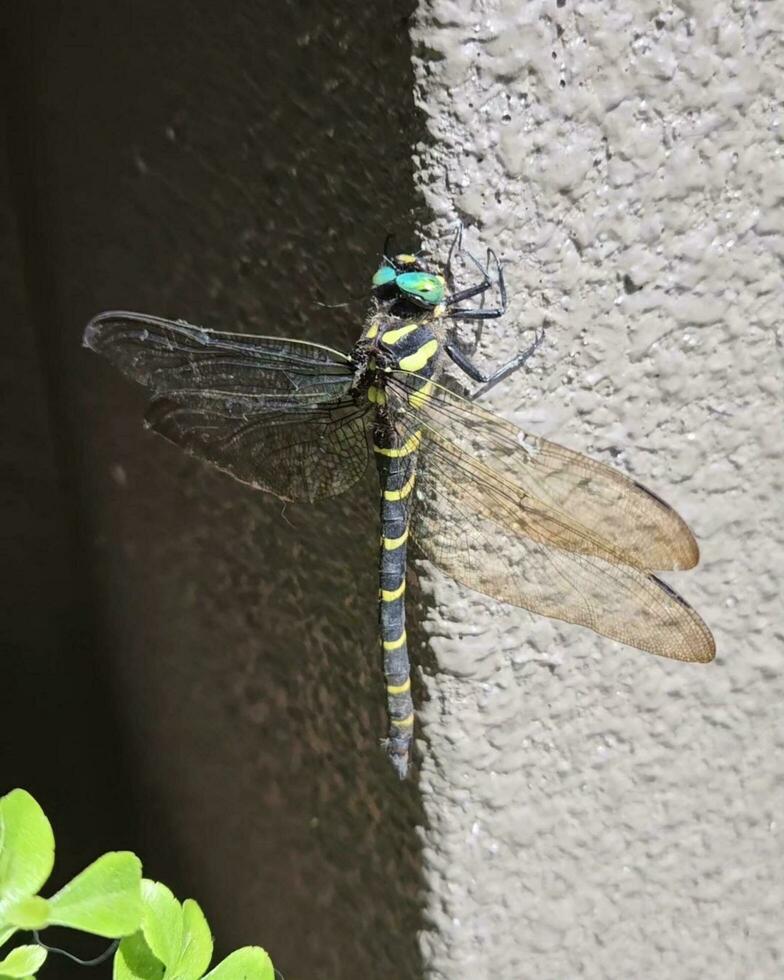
444,222 -> 464,288
446,248 -> 507,319
448,307 -> 505,320
449,251 -> 513,364
445,325 -> 545,399
445,247 -> 495,304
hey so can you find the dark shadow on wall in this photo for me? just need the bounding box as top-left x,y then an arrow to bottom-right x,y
1,2 -> 429,978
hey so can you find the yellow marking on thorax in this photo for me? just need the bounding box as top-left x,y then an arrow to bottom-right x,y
383,472 -> 416,501
387,678 -> 411,695
433,303 -> 446,319
382,322 -> 418,345
398,339 -> 439,373
383,629 -> 407,651
380,581 -> 406,602
408,379 -> 434,409
365,322 -> 379,339
383,529 -> 409,550
373,431 -> 422,457
393,713 -> 415,729
367,385 -> 387,405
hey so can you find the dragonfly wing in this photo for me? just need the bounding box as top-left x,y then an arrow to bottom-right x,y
146,393 -> 371,502
390,372 -> 699,572
408,431 -> 714,662
85,311 -> 371,502
84,311 -> 355,398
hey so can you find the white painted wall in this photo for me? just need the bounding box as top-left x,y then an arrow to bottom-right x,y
412,2 -> 782,976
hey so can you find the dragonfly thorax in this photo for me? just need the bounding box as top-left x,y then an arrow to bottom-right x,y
357,315 -> 441,379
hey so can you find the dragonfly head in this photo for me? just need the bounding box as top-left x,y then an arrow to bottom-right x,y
372,253 -> 446,308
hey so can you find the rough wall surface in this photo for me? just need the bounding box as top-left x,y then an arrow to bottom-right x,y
411,2 -> 782,977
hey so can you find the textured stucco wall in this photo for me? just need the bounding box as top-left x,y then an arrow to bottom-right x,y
411,1 -> 782,977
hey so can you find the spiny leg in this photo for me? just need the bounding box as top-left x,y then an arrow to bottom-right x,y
444,222 -> 464,290
444,224 -> 497,303
446,325 -> 546,400
446,247 -> 507,318
446,251 -> 493,307
445,246 -> 518,384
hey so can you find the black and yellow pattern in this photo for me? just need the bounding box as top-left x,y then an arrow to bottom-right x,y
83,240 -> 715,781
375,431 -> 417,776
368,317 -> 441,776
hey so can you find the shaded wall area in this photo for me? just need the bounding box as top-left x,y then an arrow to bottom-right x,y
2,3 -> 426,977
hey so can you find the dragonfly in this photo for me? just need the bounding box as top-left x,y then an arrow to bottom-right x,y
83,235 -> 715,778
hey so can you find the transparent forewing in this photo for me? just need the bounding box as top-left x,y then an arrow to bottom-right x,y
409,443 -> 714,661
389,371 -> 699,572
84,311 -> 354,398
146,392 -> 371,502
85,311 -> 371,502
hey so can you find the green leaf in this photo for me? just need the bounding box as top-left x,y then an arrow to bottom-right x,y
170,900 -> 212,980
115,881 -> 265,980
47,852 -> 142,937
0,943 -> 47,978
3,896 -> 49,930
203,947 -> 275,980
139,880 -> 182,968
0,791 -> 54,919
0,926 -> 15,948
113,930 -> 164,980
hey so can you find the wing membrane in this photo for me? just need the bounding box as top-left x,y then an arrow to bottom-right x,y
147,393 -> 370,502
390,371 -> 698,572
384,375 -> 713,661
409,442 -> 713,661
85,311 -> 370,501
84,311 -> 354,398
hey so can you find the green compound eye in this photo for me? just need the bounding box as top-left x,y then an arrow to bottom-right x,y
395,272 -> 445,306
372,264 -> 397,288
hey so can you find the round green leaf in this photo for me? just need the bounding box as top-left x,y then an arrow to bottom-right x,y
47,852 -> 142,937
0,943 -> 47,978
4,896 -> 49,930
170,899 -> 212,980
202,947 -> 275,980
113,930 -> 164,980
0,791 -> 54,913
139,880 -> 182,968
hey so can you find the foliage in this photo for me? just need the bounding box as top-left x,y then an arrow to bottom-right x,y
0,790 -> 274,980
